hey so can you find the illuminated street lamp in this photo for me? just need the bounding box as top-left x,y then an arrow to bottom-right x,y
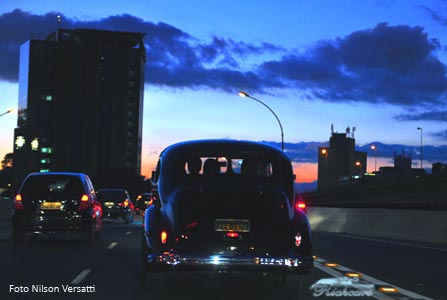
417,127 -> 423,169
370,145 -> 377,172
238,91 -> 284,151
0,108 -> 14,118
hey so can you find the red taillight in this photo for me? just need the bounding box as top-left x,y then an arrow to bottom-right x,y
161,230 -> 168,244
226,231 -> 239,238
295,233 -> 302,247
14,194 -> 24,210
295,201 -> 306,210
119,199 -> 129,207
79,194 -> 91,210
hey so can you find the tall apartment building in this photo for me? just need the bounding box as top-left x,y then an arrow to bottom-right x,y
13,28 -> 146,188
318,132 -> 367,191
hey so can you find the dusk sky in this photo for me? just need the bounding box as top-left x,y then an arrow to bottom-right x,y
0,0 -> 446,183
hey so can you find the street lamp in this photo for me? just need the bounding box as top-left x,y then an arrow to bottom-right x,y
238,91 -> 284,151
417,127 -> 423,169
0,108 -> 14,118
370,145 -> 377,172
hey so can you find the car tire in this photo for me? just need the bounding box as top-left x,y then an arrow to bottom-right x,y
12,229 -> 25,244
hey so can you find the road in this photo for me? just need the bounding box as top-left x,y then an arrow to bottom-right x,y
0,216 -> 443,300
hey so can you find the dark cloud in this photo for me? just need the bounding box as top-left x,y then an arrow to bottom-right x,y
259,23 -> 447,106
395,110 -> 447,122
431,130 -> 447,141
420,5 -> 447,26
0,11 -> 446,106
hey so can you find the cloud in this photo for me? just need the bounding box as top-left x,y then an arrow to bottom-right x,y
420,4 -> 447,26
259,23 -> 447,106
0,11 -> 446,106
395,110 -> 447,122
431,130 -> 447,141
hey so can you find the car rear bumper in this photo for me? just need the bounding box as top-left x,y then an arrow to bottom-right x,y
12,213 -> 94,233
145,252 -> 313,274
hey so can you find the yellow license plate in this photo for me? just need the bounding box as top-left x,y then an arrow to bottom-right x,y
215,219 -> 250,232
104,202 -> 114,208
41,202 -> 62,210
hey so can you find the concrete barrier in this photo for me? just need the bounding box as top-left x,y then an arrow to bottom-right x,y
307,207 -> 447,245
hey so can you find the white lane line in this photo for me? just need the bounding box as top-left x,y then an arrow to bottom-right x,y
125,231 -> 132,235
71,269 -> 91,285
107,242 -> 118,249
314,256 -> 434,300
316,231 -> 447,252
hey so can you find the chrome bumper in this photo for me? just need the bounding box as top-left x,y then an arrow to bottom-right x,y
146,253 -> 313,273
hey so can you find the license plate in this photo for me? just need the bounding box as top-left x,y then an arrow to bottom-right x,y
104,202 -> 114,208
215,219 -> 250,232
41,202 -> 62,210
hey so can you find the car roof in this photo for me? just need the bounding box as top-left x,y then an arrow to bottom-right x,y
160,139 -> 288,160
97,188 -> 128,192
26,172 -> 89,178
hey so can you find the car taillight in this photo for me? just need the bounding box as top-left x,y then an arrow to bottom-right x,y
79,194 -> 91,210
14,194 -> 24,210
295,201 -> 306,211
295,232 -> 302,247
119,199 -> 129,207
161,230 -> 168,244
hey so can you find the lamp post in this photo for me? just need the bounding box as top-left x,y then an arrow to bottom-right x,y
370,145 -> 377,172
0,108 -> 14,118
417,127 -> 423,169
238,91 -> 284,151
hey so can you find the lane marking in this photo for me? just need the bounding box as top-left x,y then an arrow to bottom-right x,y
316,231 -> 447,252
314,256 -> 434,300
71,269 -> 91,285
125,231 -> 132,235
107,242 -> 118,249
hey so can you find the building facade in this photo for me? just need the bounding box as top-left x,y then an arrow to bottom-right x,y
317,132 -> 367,191
13,29 -> 146,189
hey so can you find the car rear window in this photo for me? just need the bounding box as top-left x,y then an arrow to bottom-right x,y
21,175 -> 84,201
97,190 -> 127,202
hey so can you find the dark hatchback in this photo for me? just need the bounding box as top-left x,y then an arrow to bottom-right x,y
141,139 -> 313,294
12,172 -> 102,243
96,189 -> 135,223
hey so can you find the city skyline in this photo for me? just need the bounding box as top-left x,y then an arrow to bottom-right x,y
1,0 -> 446,183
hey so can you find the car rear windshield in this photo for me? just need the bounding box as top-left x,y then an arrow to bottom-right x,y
97,190 -> 127,202
20,175 -> 84,201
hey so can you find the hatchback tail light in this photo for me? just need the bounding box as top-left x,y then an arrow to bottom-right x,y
78,194 -> 91,210
13,194 -> 24,210
161,230 -> 168,244
119,199 -> 129,207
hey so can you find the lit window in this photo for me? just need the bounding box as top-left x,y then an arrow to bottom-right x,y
31,138 -> 39,151
15,136 -> 26,149
40,169 -> 50,173
45,95 -> 52,101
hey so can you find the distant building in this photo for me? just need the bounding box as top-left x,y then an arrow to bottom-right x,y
13,28 -> 146,188
318,131 -> 367,191
378,151 -> 425,181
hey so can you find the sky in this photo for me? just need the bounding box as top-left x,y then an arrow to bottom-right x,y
0,0 -> 446,183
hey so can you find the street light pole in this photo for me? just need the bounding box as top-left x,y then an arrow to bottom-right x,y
371,145 -> 377,172
0,108 -> 14,118
238,91 -> 284,151
417,127 -> 423,169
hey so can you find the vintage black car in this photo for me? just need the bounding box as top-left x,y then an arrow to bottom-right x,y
141,139 -> 313,293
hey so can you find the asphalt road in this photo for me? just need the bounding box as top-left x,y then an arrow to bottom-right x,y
0,215 -> 442,300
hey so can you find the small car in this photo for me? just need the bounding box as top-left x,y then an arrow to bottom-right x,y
141,139 -> 313,293
96,188 -> 135,223
12,172 -> 102,243
135,193 -> 153,216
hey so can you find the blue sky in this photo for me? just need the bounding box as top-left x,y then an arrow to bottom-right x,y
0,0 -> 446,182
